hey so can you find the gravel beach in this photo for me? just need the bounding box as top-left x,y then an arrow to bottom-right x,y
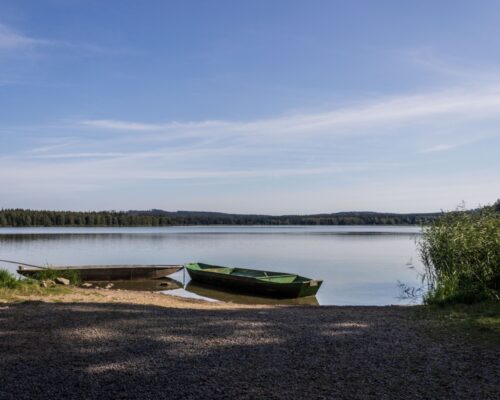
0,291 -> 498,400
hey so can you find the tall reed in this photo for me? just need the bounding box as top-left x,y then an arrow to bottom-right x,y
419,205 -> 499,305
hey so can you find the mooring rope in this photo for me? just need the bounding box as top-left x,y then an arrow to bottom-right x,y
0,259 -> 49,269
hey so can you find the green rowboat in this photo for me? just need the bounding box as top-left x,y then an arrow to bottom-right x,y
184,262 -> 322,298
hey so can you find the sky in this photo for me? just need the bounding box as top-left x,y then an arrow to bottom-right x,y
0,0 -> 499,214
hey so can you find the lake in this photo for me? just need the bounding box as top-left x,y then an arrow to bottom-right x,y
0,226 -> 423,305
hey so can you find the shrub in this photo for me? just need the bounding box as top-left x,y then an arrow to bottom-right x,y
419,205 -> 499,305
0,269 -> 22,289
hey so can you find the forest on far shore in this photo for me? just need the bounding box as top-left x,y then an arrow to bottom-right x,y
0,208 -> 442,227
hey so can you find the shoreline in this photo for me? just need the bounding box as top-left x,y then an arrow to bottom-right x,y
0,286 -> 418,309
0,287 -> 256,309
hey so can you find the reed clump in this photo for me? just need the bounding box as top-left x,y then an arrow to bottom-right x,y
419,205 -> 499,305
31,268 -> 81,285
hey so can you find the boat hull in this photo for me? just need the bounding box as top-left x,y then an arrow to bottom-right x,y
17,265 -> 183,281
185,263 -> 322,298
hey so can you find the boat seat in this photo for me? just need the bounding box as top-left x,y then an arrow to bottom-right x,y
202,268 -> 234,274
258,275 -> 297,283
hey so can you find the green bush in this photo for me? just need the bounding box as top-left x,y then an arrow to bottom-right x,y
0,269 -> 22,289
419,205 -> 499,305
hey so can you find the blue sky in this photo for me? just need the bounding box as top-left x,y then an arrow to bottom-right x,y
0,0 -> 499,213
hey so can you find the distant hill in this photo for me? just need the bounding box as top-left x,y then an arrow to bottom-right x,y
0,208 -> 443,227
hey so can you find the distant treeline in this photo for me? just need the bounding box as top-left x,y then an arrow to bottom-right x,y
0,208 -> 442,227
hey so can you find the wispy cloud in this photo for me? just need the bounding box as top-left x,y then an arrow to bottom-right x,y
0,23 -> 54,50
25,138 -> 81,154
0,23 -> 134,56
420,143 -> 460,153
402,47 -> 500,91
11,84 -> 498,187
32,152 -> 129,159
81,119 -> 171,131
80,119 -> 228,132
3,79 -> 500,211
0,155 -> 391,181
80,85 -> 500,141
0,150 -> 496,213
419,136 -> 482,153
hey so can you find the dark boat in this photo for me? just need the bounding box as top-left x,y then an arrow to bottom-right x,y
17,264 -> 183,281
184,262 -> 322,298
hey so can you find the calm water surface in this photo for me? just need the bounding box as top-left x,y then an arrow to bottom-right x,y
0,226 -> 422,305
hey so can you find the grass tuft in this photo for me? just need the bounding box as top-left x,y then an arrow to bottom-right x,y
415,301 -> 500,344
0,268 -> 74,301
0,269 -> 23,289
30,268 -> 81,285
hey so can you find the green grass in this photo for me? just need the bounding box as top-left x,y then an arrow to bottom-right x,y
0,269 -> 22,289
0,268 -> 74,302
415,301 -> 500,344
30,268 -> 81,285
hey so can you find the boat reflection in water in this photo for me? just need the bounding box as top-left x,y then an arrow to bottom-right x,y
183,281 -> 320,306
91,277 -> 183,291
89,277 -> 320,305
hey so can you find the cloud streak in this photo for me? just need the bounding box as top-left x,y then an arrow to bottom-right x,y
420,143 -> 460,153
10,84 -> 498,187
0,23 -> 133,57
0,24 -> 54,49
81,86 -> 500,137
0,155 -> 392,182
3,81 -> 500,212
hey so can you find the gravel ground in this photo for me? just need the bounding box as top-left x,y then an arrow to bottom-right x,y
0,296 -> 498,400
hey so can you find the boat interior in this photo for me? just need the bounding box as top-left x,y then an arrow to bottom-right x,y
191,263 -> 306,283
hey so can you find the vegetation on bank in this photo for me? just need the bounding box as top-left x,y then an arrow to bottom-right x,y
417,204 -> 499,305
415,301 -> 500,344
0,208 -> 439,227
0,268 -> 77,301
29,268 -> 81,285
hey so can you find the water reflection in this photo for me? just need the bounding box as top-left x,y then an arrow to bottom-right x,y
183,281 -> 320,305
89,277 -> 183,291
88,277 -> 321,305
